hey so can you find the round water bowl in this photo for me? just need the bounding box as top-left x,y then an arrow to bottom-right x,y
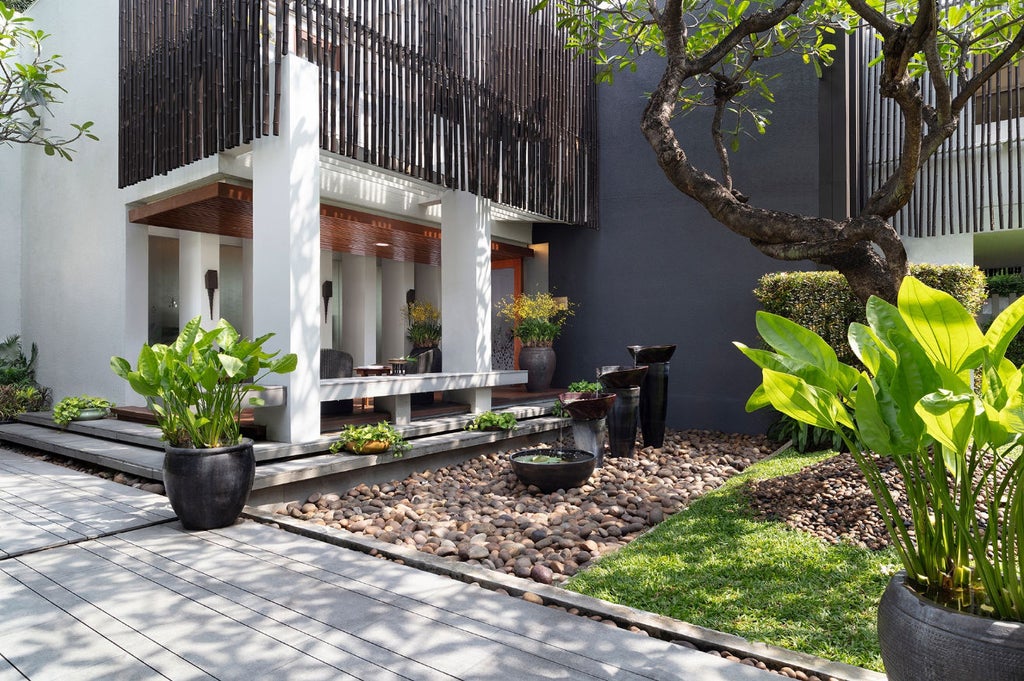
510,449 -> 597,493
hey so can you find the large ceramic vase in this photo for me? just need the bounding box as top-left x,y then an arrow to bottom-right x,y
163,439 -> 255,531
627,344 -> 676,448
597,366 -> 648,458
409,345 -> 442,405
877,571 -> 1024,681
519,346 -> 556,392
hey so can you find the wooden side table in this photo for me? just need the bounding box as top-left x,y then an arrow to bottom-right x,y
354,365 -> 391,409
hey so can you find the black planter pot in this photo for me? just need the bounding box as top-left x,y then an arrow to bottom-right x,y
409,346 -> 442,405
510,448 -> 596,493
559,392 -> 616,468
628,344 -> 676,449
877,571 -> 1024,681
519,346 -> 556,392
597,366 -> 647,458
163,439 -> 255,531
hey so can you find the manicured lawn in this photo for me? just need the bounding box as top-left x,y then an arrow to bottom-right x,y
565,449 -> 898,672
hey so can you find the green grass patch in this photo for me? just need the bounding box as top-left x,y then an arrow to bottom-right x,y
566,448 -> 898,672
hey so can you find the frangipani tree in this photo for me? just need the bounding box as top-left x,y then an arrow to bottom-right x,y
0,0 -> 96,159
539,0 -> 1024,303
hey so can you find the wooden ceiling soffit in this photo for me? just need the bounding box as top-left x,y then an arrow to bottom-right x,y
128,182 -> 534,265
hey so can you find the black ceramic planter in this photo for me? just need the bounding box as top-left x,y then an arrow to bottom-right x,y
877,571 -> 1024,680
597,366 -> 647,458
627,344 -> 676,449
510,449 -> 596,493
559,392 -> 616,467
163,439 -> 255,531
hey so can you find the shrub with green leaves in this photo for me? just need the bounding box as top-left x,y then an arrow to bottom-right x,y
0,384 -> 50,421
738,277 -> 1024,621
0,335 -> 39,386
465,411 -> 518,431
986,273 -> 1024,297
52,395 -> 114,427
754,265 -> 986,366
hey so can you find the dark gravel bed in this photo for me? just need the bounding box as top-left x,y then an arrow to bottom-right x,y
746,451 -> 903,551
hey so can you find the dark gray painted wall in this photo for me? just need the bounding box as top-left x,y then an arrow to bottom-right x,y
536,54 -> 823,435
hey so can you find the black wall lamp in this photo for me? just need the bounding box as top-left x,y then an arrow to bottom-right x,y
204,269 -> 218,319
322,280 -> 333,323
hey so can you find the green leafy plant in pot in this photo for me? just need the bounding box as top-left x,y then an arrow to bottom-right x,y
111,316 -> 297,530
737,277 -> 1024,680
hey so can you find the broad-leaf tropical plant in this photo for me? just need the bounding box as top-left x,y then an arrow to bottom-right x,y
111,316 -> 297,449
738,276 -> 1024,620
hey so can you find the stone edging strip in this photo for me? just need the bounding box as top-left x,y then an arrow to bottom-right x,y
243,506 -> 885,681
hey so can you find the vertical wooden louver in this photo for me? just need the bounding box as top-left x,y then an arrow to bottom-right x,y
119,0 -> 599,227
857,23 -> 1023,238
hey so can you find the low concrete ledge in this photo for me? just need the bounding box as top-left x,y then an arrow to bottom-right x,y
320,370 -> 528,401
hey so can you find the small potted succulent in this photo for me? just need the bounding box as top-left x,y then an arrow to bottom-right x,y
496,291 -> 574,391
111,316 -> 297,530
465,410 -> 518,432
52,394 -> 114,427
330,421 -> 411,456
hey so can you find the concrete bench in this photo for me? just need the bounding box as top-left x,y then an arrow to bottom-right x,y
320,370 -> 528,425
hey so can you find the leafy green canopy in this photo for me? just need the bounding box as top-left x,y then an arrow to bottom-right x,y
1,0 -> 96,159
538,0 -> 1022,152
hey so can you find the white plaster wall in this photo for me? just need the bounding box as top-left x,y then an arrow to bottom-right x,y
0,146 -> 22,334
19,0 -> 133,404
903,233 -> 974,266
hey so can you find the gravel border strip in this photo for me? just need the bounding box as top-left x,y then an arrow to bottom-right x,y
243,502 -> 884,681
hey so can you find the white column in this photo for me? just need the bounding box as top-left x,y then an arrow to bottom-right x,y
178,231 -> 221,326
121,220 -> 149,407
440,190 -> 491,373
341,253 -> 378,365
382,259 -> 415,359
242,239 -> 254,339
414,263 -> 442,308
320,250 -> 334,348
251,55 -> 321,444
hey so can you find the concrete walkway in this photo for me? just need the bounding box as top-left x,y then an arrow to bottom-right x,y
0,448 -> 774,680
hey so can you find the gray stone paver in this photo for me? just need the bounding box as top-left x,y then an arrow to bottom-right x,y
0,448 -> 175,558
0,447 -> 775,681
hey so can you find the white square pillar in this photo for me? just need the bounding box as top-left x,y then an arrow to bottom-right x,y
441,190 -> 492,373
382,259 -> 416,360
251,55 -> 321,444
320,250 -> 334,348
178,231 -> 221,325
341,253 -> 378,365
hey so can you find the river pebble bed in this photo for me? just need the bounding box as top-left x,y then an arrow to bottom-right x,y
274,429 -> 774,586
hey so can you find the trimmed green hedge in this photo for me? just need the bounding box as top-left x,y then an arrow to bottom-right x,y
754,265 -> 986,365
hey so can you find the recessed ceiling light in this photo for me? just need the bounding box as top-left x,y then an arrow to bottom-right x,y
374,242 -> 391,247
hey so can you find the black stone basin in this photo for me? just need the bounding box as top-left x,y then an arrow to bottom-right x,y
627,344 -> 677,364
597,365 -> 648,389
510,449 -> 596,493
559,392 -> 616,420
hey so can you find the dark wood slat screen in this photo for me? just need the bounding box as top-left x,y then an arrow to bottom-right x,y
858,26 -> 1023,238
119,0 -> 599,227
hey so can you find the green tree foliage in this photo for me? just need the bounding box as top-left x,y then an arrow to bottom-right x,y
1,0 -> 97,159
538,0 -> 1024,303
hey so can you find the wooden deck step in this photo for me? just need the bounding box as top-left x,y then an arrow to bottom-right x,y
0,422 -> 165,480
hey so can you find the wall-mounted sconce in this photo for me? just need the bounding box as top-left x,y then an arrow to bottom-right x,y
322,280 -> 334,324
204,269 -> 218,319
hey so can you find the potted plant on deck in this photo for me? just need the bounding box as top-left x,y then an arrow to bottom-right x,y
496,291 -> 574,392
52,394 -> 114,427
404,300 -> 442,404
111,316 -> 297,531
737,277 -> 1024,680
329,421 -> 411,456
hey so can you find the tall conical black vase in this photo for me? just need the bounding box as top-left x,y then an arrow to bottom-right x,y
597,366 -> 647,458
628,345 -> 676,449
